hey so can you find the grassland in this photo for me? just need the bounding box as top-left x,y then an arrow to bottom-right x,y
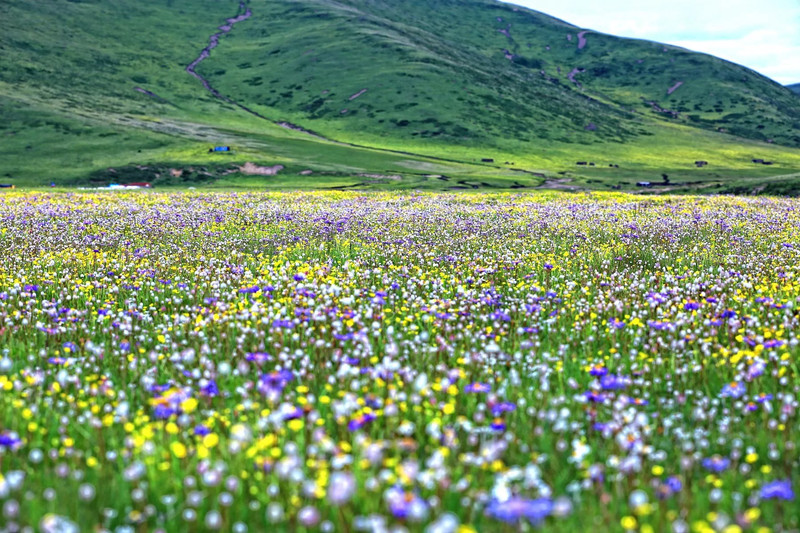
1,190 -> 799,532
1,0 -> 800,192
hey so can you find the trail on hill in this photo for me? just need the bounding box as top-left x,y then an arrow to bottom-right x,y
182,2 -> 531,173
186,2 -> 252,101
184,1 -> 324,139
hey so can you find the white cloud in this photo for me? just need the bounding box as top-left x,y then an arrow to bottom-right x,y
501,0 -> 800,84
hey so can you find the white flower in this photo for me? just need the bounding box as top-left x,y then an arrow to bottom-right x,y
569,439 -> 591,464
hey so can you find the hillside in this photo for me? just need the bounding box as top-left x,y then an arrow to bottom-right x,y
789,84 -> 800,95
204,0 -> 800,148
1,0 -> 800,192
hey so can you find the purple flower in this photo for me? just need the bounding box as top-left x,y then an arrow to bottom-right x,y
200,380 -> 219,397
658,476 -> 682,499
763,340 -> 784,349
746,361 -> 765,380
720,382 -> 745,399
486,497 -> 553,524
609,317 -> 625,329
491,401 -> 517,416
258,370 -> 294,396
666,476 -> 683,492
153,405 -> 178,420
589,365 -> 608,377
702,455 -> 731,472
245,352 -> 271,363
684,301 -> 701,311
347,413 -> 376,432
465,382 -> 491,393
490,419 -> 507,432
194,425 -> 211,436
584,391 -> 606,403
599,374 -> 629,391
760,480 -> 794,501
238,285 -> 260,294
272,319 -> 295,329
754,393 -> 773,403
385,486 -> 428,519
283,407 -> 304,421
0,431 -> 22,451
149,383 -> 173,393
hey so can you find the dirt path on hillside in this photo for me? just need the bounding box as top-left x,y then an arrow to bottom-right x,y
185,2 -> 332,140
182,3 -> 528,173
186,2 -> 252,99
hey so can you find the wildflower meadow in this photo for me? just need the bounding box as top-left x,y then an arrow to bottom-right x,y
0,191 -> 798,532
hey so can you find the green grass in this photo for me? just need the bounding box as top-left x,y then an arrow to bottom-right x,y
0,0 -> 799,192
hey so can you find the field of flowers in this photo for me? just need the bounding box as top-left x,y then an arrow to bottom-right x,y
0,191 -> 798,532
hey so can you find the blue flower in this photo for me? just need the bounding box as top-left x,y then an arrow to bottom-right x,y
491,401 -> 517,416
760,480 -> 794,501
589,365 -> 608,377
153,405 -> 177,420
385,486 -> 428,519
245,351 -> 271,363
194,425 -> 211,436
599,374 -> 629,391
490,419 -> 507,432
486,497 -> 553,525
238,285 -> 260,294
609,317 -> 625,329
702,455 -> 730,472
720,382 -> 745,399
200,380 -> 219,397
0,431 -> 22,451
465,382 -> 491,393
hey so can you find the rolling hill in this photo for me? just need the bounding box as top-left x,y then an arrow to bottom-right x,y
1,0 -> 800,193
789,84 -> 800,95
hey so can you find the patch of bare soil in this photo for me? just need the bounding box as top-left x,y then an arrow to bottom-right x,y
239,163 -> 285,176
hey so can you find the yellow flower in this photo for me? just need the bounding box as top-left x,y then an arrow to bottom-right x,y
181,398 -> 198,414
203,433 -> 219,448
170,441 -> 187,459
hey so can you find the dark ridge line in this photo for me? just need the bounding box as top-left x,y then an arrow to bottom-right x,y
184,2 -> 546,175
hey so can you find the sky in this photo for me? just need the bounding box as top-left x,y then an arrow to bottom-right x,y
502,0 -> 800,85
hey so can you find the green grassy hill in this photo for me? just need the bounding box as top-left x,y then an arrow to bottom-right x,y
1,0 -> 800,192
